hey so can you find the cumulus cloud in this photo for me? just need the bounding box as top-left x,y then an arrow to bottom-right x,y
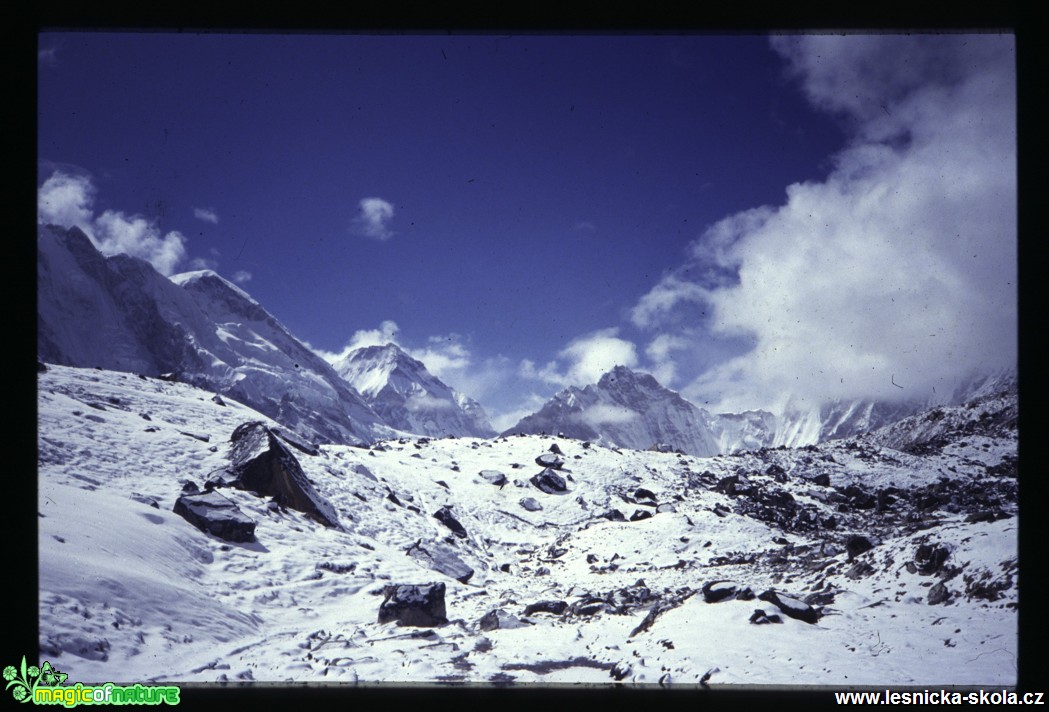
38,170 -> 188,276
193,207 -> 219,224
521,328 -> 639,388
633,35 -> 1016,413
352,197 -> 396,241
232,270 -> 252,284
38,171 -> 95,229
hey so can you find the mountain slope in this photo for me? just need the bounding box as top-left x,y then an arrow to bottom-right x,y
36,363 -> 1019,686
331,343 -> 495,438
37,223 -> 388,446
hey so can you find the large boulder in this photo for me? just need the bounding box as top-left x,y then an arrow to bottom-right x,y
519,497 -> 543,512
530,468 -> 568,494
377,583 -> 448,627
406,540 -> 474,583
225,422 -> 339,528
173,491 -> 256,543
535,453 -> 565,470
479,470 -> 508,486
701,580 -> 754,603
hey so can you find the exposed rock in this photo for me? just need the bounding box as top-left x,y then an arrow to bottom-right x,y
702,580 -> 754,603
634,487 -> 656,501
630,509 -> 653,522
480,470 -> 508,486
811,473 -> 832,487
928,581 -> 952,605
173,491 -> 256,543
535,453 -> 565,470
211,394 -> 226,406
406,540 -> 474,583
523,600 -> 568,616
915,543 -> 951,575
378,583 -> 448,627
548,443 -> 563,455
766,464 -> 787,482
530,468 -> 568,494
433,505 -> 468,539
846,534 -> 876,561
224,422 -> 339,528
600,509 -> 626,522
519,497 -> 543,512
757,590 -> 819,624
479,608 -> 530,631
749,609 -> 783,625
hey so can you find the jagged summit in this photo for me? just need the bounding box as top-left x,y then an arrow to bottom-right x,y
505,365 -> 722,456
331,342 -> 495,439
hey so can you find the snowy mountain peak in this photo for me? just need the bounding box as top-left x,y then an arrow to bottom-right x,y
332,343 -> 495,439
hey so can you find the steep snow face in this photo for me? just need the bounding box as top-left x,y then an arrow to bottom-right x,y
36,364 -> 1019,686
37,224 -> 387,446
330,343 -> 495,438
506,366 -> 722,456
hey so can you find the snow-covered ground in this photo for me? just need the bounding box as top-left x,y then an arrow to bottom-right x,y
37,364 -> 1018,687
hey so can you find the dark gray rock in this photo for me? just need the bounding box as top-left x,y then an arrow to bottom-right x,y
811,473 -> 832,487
928,581 -> 951,605
757,590 -> 820,624
530,468 -> 568,494
915,543 -> 951,575
600,509 -> 626,522
433,505 -> 468,539
479,608 -> 529,631
629,509 -> 653,522
224,422 -> 339,528
846,534 -> 876,561
535,453 -> 565,470
634,487 -> 656,501
523,600 -> 568,616
701,580 -> 754,603
173,491 -> 256,543
519,497 -> 543,512
749,609 -> 783,625
480,470 -> 508,486
406,540 -> 474,583
378,583 -> 448,627
766,464 -> 787,482
548,443 -> 563,455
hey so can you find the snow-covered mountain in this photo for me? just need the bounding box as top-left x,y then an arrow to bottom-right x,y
37,223 -> 390,446
35,363 -> 1020,686
505,365 -> 722,456
330,343 -> 496,439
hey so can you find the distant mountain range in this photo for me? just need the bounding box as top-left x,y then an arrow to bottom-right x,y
37,222 -> 1016,452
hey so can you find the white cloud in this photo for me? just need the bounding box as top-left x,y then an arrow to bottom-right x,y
193,208 -> 219,224
644,333 -> 690,386
232,270 -> 252,284
352,197 -> 396,241
578,403 -> 640,428
188,257 -> 218,271
38,171 -> 95,229
93,211 -> 187,277
633,35 -> 1016,414
406,393 -> 456,412
522,328 -> 639,388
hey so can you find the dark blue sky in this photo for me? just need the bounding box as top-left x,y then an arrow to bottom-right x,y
38,33 -> 1015,426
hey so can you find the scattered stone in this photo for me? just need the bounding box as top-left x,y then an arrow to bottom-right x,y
479,609 -> 530,631
915,543 -> 951,575
530,468 -> 568,494
378,583 -> 448,627
702,580 -> 754,603
600,509 -> 626,522
433,506 -> 468,539
406,540 -> 474,583
173,491 -> 256,543
519,497 -> 543,512
656,503 -> 677,514
480,470 -> 508,486
846,534 -> 875,561
180,480 -> 200,494
535,453 -> 565,470
811,473 -> 831,487
211,394 -> 226,407
928,582 -> 952,605
629,509 -> 653,522
524,600 -> 568,616
749,609 -> 783,625
757,590 -> 819,624
610,661 -> 632,681
179,431 -> 211,443
535,566 -> 551,576
766,464 -> 787,482
634,487 -> 656,501
548,443 -> 563,455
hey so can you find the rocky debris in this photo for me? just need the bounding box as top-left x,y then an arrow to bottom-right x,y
523,600 -> 568,616
913,542 -> 951,575
479,470 -> 508,486
811,473 -> 832,487
519,497 -> 543,512
846,534 -> 876,561
172,491 -> 256,543
634,487 -> 657,501
530,468 -> 568,494
433,506 -> 468,539
766,464 -> 787,483
600,509 -> 627,522
928,581 -> 952,605
535,453 -> 565,469
701,580 -> 755,603
548,443 -> 563,455
224,422 -> 339,528
749,609 -> 783,625
406,540 -> 474,583
479,609 -> 531,631
757,590 -> 820,624
630,509 -> 653,522
378,583 -> 448,627
610,661 -> 632,681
